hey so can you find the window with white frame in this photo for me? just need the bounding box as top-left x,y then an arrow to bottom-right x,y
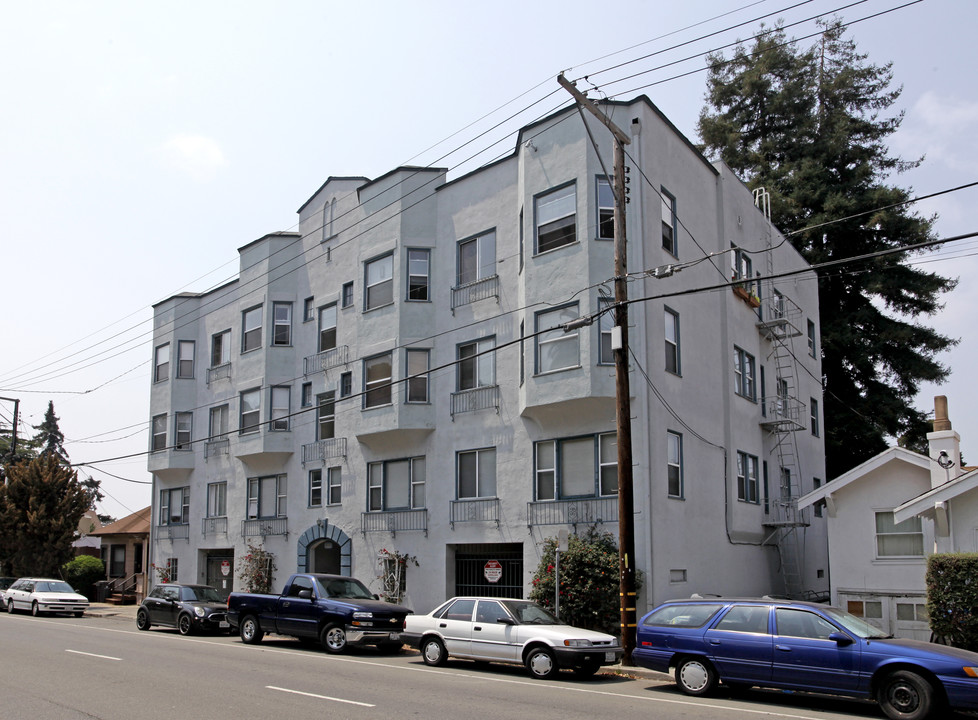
211,329 -> 230,367
734,347 -> 756,400
327,466 -> 341,505
535,303 -> 580,374
598,298 -> 615,365
667,431 -> 683,497
807,319 -> 817,358
665,307 -> 680,375
242,306 -> 262,352
661,188 -> 677,255
597,177 -> 615,240
457,231 -> 496,286
317,392 -> 335,440
154,343 -> 170,383
175,412 -> 192,450
406,348 -> 429,403
364,253 -> 394,310
457,338 -> 495,391
209,404 -> 228,440
176,340 -> 194,378
407,248 -> 431,301
239,388 -> 260,434
309,469 -> 323,507
367,457 -> 425,511
810,397 -> 820,437
152,414 -> 167,452
737,451 -> 759,503
272,302 -> 292,346
318,303 -> 337,352
363,353 -> 392,408
303,297 -> 315,322
535,183 -> 576,253
270,386 -> 290,431
457,448 -> 496,499
207,482 -> 227,517
875,511 -> 924,557
160,487 -> 190,525
534,432 -> 618,500
247,475 -> 287,519
731,246 -> 752,281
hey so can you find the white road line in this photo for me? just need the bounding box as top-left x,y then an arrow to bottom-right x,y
266,685 -> 375,707
66,649 -> 122,661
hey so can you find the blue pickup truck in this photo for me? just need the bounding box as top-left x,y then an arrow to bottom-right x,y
226,573 -> 410,653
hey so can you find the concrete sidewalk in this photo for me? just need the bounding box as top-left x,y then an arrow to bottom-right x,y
85,602 -> 140,619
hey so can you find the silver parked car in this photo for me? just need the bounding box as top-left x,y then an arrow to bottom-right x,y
5,578 -> 89,617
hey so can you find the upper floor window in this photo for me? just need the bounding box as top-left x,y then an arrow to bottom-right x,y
731,246 -> 752,281
209,404 -> 229,440
363,352 -> 392,409
876,511 -> 924,557
239,388 -> 260,434
734,347 -> 756,400
176,340 -> 195,379
270,386 -> 290,431
737,451 -> 759,503
406,349 -> 429,403
242,306 -> 262,353
175,412 -> 192,450
535,303 -> 580,375
810,397 -> 820,437
457,231 -> 496,286
367,457 -> 425,511
807,319 -> 817,358
598,298 -> 615,365
247,475 -> 286,519
535,183 -> 576,254
309,469 -> 323,508
339,371 -> 353,399
341,281 -> 354,308
458,448 -> 496,499
160,487 -> 190,525
812,478 -> 823,518
301,382 -> 313,408
661,188 -> 677,256
327,466 -> 342,506
211,330 -> 230,367
458,338 -> 495,390
407,248 -> 431,301
364,253 -> 394,310
272,302 -> 292,346
534,432 -> 617,500
667,431 -> 684,498
318,303 -> 337,353
154,343 -> 170,383
303,297 -> 315,322
665,307 -> 680,375
317,392 -> 335,440
596,177 -> 615,240
207,482 -> 226,518
152,414 -> 167,452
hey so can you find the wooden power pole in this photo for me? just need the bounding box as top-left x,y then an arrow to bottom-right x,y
557,74 -> 637,663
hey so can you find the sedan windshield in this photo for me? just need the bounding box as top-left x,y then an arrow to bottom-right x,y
823,607 -> 891,638
183,586 -> 223,603
36,581 -> 75,593
315,577 -> 374,600
500,600 -> 560,625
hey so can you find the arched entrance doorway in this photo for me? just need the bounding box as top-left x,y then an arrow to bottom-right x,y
296,520 -> 352,576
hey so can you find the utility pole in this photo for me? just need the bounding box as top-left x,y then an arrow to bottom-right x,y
557,74 -> 637,663
1,396 -> 19,460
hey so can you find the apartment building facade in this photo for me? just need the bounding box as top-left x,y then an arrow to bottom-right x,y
148,95 -> 828,613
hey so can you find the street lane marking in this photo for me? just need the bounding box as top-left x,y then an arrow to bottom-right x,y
266,685 -> 374,707
66,649 -> 121,661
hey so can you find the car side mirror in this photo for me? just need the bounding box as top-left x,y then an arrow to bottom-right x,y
374,594 -> 380,600
828,631 -> 853,646
297,589 -> 313,600
496,618 -> 516,625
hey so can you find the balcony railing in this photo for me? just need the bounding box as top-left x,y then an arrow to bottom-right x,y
450,498 -> 500,529
301,437 -> 348,465
451,385 -> 500,418
241,517 -> 288,538
202,516 -> 228,536
526,497 -> 618,529
759,396 -> 806,432
304,346 -> 349,375
361,509 -> 428,537
451,274 -> 499,311
204,438 -> 229,459
155,524 -> 190,541
206,362 -> 231,385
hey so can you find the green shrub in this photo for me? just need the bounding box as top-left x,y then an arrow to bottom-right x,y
926,553 -> 978,651
62,555 -> 105,600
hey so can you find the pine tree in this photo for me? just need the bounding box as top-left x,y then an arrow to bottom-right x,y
0,454 -> 97,577
33,400 -> 68,462
698,21 -> 957,478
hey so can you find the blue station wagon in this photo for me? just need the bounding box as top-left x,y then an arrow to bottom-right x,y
633,598 -> 978,720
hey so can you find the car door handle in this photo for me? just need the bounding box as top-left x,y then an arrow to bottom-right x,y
439,622 -> 447,628
776,645 -> 792,652
474,626 -> 482,631
708,639 -> 721,646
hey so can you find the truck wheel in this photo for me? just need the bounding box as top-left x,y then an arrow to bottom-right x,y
421,636 -> 447,666
136,609 -> 151,631
239,615 -> 264,644
321,624 -> 348,654
525,646 -> 559,679
177,613 -> 194,636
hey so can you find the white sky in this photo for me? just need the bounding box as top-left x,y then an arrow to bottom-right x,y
1,0 -> 975,520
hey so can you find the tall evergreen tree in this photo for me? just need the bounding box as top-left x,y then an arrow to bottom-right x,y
698,21 -> 956,478
33,400 -> 68,461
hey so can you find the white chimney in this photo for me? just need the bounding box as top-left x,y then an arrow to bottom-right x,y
927,395 -> 961,489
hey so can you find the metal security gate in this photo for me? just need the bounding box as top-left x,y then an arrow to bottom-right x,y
454,543 -> 523,598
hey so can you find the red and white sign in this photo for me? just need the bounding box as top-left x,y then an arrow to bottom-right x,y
221,560 -> 231,577
484,560 -> 503,583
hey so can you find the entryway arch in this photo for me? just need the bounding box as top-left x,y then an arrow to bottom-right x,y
296,520 -> 352,576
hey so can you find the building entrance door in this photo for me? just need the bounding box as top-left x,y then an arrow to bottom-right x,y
454,543 -> 523,598
205,551 -> 235,600
310,539 -> 340,574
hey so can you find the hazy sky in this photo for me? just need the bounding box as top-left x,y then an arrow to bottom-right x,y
1,0 -> 975,520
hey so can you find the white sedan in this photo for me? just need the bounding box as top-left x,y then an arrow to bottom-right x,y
5,577 -> 89,617
402,597 -> 623,679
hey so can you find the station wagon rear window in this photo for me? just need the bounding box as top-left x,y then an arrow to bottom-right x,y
642,603 -> 723,628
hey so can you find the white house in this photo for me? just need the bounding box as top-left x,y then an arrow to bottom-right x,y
148,94 -> 827,615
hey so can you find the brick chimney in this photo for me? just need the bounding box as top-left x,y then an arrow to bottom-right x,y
927,395 -> 961,489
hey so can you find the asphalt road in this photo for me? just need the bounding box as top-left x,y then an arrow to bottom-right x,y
0,609 -> 957,720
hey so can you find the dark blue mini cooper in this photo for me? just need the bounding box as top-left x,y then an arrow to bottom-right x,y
634,598 -> 978,720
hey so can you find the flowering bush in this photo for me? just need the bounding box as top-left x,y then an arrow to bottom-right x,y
237,540 -> 276,594
151,561 -> 172,583
377,548 -> 418,604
